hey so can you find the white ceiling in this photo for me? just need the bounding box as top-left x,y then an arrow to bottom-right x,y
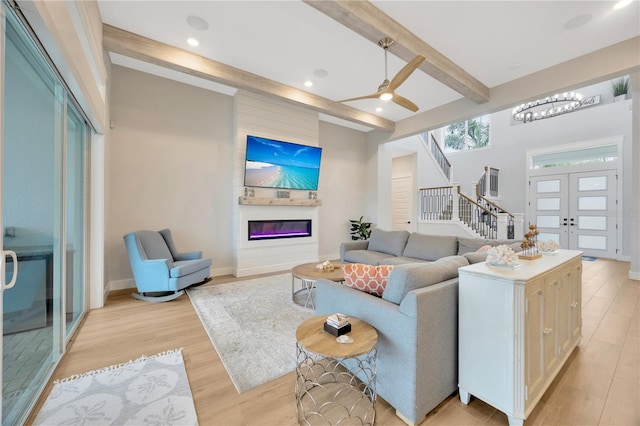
98,1 -> 640,127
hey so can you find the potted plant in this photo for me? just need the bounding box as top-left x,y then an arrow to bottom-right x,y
349,216 -> 372,240
611,77 -> 630,102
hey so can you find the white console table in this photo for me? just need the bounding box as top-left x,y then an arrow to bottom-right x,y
458,250 -> 583,426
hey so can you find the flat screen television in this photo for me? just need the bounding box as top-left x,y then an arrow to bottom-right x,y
243,135 -> 322,191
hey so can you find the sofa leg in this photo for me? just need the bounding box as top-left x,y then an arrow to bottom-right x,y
395,410 -> 426,426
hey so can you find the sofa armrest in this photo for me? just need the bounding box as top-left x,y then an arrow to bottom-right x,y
173,250 -> 203,261
315,277 -> 459,424
398,278 -> 459,421
132,259 -> 171,292
340,240 -> 369,262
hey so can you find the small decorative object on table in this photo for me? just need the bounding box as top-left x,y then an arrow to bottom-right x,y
324,313 -> 351,336
315,260 -> 335,272
486,245 -> 521,269
519,224 -> 542,260
537,239 -> 560,254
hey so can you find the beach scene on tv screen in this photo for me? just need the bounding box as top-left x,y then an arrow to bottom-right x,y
244,136 -> 321,190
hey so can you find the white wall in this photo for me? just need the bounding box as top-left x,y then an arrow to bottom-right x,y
318,121 -> 368,258
107,65 -> 234,288
106,68 -> 373,285
446,98 -> 633,257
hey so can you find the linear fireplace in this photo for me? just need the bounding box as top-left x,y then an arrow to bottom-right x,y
248,219 -> 312,241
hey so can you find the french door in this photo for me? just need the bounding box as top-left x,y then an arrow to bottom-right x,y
1,3 -> 88,424
529,170 -> 617,258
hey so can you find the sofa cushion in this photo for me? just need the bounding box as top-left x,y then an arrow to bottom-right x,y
457,237 -> 522,255
169,258 -> 212,278
403,233 -> 459,261
382,255 -> 469,304
343,264 -> 395,297
380,256 -> 429,265
343,250 -> 390,266
463,251 -> 488,264
367,229 -> 410,257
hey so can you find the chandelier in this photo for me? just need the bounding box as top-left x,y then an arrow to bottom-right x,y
512,92 -> 583,123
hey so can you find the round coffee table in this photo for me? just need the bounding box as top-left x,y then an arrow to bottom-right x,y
291,262 -> 344,310
295,315 -> 378,425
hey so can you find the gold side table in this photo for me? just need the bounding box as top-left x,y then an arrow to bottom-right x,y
291,262 -> 344,310
295,315 -> 378,425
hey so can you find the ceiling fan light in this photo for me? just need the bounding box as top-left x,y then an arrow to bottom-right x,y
379,92 -> 393,101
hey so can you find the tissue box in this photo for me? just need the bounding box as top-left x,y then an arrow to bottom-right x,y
324,322 -> 351,336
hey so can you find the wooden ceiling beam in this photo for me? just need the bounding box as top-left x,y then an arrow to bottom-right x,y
304,0 -> 490,104
102,24 -> 395,132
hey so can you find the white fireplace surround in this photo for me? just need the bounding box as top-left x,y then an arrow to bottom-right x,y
234,205 -> 319,276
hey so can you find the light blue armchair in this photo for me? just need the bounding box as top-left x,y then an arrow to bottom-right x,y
123,229 -> 212,302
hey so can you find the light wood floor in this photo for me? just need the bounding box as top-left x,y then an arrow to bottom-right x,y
27,258 -> 638,425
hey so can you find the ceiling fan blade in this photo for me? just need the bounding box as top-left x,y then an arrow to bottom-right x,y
338,93 -> 380,103
388,55 -> 425,91
392,94 -> 420,112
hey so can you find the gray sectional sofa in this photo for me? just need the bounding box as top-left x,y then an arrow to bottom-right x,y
340,228 -> 520,266
315,229 -> 521,424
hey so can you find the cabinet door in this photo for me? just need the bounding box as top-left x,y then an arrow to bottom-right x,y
556,268 -> 572,356
526,280 -> 545,401
569,260 -> 582,344
544,277 -> 560,373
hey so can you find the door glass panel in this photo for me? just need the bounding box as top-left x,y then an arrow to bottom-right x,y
578,196 -> 607,210
65,107 -> 85,334
578,176 -> 607,191
3,8 -> 64,425
539,233 -> 560,244
578,235 -> 607,250
537,215 -> 560,228
536,180 -> 560,193
579,216 -> 607,230
537,198 -> 560,210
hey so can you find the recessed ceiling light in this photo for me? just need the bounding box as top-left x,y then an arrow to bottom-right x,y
304,81 -> 313,87
563,13 -> 593,30
314,69 -> 328,78
376,107 -> 383,112
614,0 -> 633,9
187,38 -> 199,47
186,15 -> 209,31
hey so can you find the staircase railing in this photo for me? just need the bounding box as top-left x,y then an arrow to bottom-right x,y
430,134 -> 451,181
457,190 -> 498,239
419,132 -> 451,181
419,184 -> 522,239
419,186 -> 453,220
477,166 -> 500,197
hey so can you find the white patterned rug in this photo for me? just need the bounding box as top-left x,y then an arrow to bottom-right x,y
187,273 -> 314,393
34,348 -> 198,425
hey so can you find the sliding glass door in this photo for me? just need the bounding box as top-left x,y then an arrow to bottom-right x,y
1,3 -> 88,424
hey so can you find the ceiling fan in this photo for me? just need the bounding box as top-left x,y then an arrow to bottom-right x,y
339,37 -> 425,112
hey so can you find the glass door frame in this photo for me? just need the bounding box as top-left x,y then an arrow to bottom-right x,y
0,1 -> 90,423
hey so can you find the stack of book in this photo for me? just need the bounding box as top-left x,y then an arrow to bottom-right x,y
324,313 -> 351,336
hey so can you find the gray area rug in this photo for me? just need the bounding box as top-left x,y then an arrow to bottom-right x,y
34,348 -> 198,425
187,273 -> 314,393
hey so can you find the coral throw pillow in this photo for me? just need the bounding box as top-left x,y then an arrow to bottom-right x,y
342,264 -> 394,297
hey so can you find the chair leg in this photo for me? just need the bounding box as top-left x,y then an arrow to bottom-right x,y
132,290 -> 185,302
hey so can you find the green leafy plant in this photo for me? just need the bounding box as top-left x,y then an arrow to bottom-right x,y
611,77 -> 630,97
349,216 -> 372,240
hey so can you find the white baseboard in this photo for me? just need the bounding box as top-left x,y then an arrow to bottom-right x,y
629,271 -> 640,281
